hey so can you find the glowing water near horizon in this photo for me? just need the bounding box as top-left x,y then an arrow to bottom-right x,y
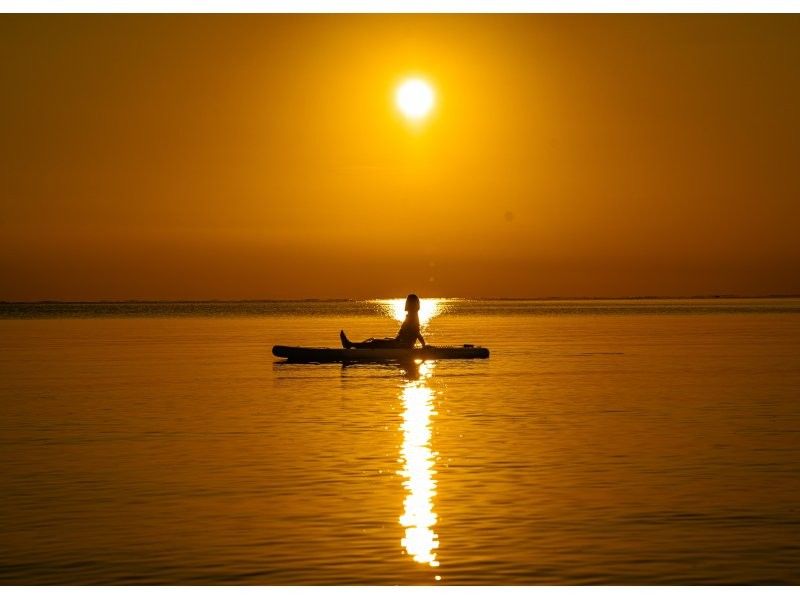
375,297 -> 445,329
1,298 -> 799,584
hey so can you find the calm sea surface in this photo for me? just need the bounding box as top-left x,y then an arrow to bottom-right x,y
1,299 -> 799,584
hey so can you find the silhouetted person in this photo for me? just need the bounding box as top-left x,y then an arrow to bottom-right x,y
340,294 -> 426,349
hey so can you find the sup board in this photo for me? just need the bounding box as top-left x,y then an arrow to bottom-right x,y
272,344 -> 489,363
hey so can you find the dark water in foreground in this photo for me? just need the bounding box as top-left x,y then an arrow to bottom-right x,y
1,299 -> 799,584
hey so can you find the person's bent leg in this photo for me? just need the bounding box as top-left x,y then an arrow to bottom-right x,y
340,330 -> 354,349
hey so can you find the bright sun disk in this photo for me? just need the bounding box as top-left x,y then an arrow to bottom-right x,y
396,78 -> 435,121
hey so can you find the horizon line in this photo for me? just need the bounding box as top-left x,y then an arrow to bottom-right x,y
2,293 -> 800,304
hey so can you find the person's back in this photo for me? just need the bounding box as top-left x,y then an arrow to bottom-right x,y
395,311 -> 421,348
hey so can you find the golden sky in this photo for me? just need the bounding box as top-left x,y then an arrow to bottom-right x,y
1,14 -> 799,300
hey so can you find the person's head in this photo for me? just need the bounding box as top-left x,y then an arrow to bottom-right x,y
404,293 -> 420,313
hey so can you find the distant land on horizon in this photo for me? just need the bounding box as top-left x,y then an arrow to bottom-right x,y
2,294 -> 800,305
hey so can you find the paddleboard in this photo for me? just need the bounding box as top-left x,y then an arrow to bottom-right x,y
272,344 -> 490,363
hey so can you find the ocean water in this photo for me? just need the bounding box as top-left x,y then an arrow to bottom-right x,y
1,298 -> 799,585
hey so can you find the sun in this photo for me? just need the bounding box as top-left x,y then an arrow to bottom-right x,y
395,77 -> 435,121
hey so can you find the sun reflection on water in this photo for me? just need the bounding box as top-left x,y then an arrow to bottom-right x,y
398,360 -> 440,569
374,298 -> 444,329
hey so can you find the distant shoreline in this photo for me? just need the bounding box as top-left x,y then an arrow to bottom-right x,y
2,295 -> 799,305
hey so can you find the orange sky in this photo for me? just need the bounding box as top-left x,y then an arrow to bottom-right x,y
1,14 -> 799,300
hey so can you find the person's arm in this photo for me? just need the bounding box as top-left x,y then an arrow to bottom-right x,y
417,331 -> 426,347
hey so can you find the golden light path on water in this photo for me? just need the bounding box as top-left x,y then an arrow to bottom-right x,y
368,298 -> 444,573
398,360 -> 440,573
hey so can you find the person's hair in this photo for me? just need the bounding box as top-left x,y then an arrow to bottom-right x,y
405,293 -> 420,312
